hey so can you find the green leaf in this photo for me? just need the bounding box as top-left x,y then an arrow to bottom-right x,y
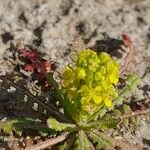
112,74 -> 140,107
113,109 -> 122,118
0,117 -> 55,136
47,73 -> 65,105
37,126 -> 56,137
123,104 -> 131,113
122,74 -> 140,96
57,142 -> 68,150
88,105 -> 107,122
89,131 -> 115,150
47,118 -> 76,132
125,74 -> 140,92
74,130 -> 90,150
100,117 -> 118,131
83,116 -> 118,131
47,73 -> 59,89
57,136 -> 75,150
0,119 -> 19,134
47,73 -> 73,119
130,116 -> 140,127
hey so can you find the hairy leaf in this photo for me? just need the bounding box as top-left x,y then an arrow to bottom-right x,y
0,119 -> 20,135
111,74 -> 140,108
57,136 -> 75,150
74,130 -> 90,150
100,116 -> 118,131
47,118 -> 76,132
83,116 -> 118,131
57,142 -> 68,150
89,131 -> 115,150
123,104 -> 132,113
0,117 -> 54,136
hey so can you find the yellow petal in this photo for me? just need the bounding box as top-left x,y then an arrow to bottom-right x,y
93,95 -> 102,104
109,74 -> 118,85
104,98 -> 112,107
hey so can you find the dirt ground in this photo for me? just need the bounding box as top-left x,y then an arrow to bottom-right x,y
0,0 -> 150,149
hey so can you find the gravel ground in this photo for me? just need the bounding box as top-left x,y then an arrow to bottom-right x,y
0,0 -> 150,149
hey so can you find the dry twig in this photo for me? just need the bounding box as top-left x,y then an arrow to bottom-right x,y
120,107 -> 150,119
25,132 -> 70,150
120,34 -> 136,74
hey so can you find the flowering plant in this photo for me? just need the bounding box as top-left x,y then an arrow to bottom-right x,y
0,48 -> 141,150
62,49 -> 120,122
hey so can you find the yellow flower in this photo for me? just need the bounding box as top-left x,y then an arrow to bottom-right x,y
62,49 -> 119,122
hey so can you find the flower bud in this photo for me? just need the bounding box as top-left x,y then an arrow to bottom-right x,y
76,68 -> 86,79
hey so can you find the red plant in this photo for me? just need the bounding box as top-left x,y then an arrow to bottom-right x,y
18,48 -> 55,90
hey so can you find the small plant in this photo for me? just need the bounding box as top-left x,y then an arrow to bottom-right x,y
1,48 -> 149,150
18,48 -> 55,90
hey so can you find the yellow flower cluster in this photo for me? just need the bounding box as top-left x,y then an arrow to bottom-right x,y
62,49 -> 119,117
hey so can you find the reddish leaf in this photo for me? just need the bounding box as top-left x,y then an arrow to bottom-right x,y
18,48 -> 55,91
24,64 -> 34,72
18,48 -> 40,61
18,48 -> 52,74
